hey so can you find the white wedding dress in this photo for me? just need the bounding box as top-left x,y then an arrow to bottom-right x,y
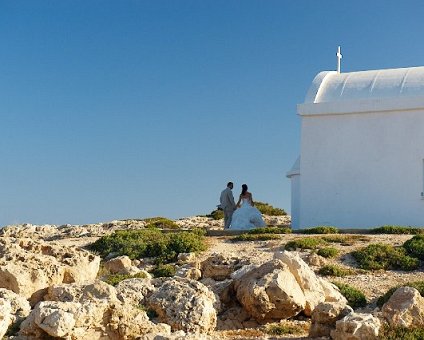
229,198 -> 266,230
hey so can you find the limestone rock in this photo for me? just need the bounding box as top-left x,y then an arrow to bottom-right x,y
0,300 -> 13,339
318,277 -> 348,304
201,253 -> 249,281
309,301 -> 353,337
233,259 -> 306,321
201,278 -> 234,307
44,280 -> 117,305
331,312 -> 381,340
382,286 -> 424,328
274,250 -> 329,316
20,281 -> 171,339
177,252 -> 196,263
104,255 -> 139,275
175,264 -> 202,280
115,278 -> 156,306
0,238 -> 100,303
308,252 -> 327,266
0,288 -> 31,338
147,277 -> 217,333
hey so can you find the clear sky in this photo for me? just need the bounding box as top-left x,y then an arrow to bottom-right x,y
2,0 -> 424,226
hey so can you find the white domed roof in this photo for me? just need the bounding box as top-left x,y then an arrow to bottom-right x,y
305,66 -> 424,104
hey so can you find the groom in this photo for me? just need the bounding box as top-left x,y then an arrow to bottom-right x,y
220,182 -> 236,229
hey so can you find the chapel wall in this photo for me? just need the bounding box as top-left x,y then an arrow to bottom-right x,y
299,109 -> 424,228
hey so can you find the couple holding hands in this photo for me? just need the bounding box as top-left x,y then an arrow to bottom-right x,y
219,182 -> 266,230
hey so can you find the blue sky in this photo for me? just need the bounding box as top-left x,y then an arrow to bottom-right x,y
2,1 -> 424,226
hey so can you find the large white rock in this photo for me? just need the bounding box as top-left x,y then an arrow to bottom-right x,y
104,255 -> 139,275
309,301 -> 353,337
382,286 -> 424,328
20,281 -> 171,339
0,238 -> 100,303
331,312 -> 381,340
233,259 -> 306,321
147,277 -> 217,333
274,251 -> 333,316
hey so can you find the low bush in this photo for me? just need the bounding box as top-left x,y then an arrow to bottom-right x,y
285,237 -> 326,250
151,264 -> 176,277
265,323 -> 305,336
143,217 -> 179,229
233,234 -> 281,242
248,227 -> 292,234
379,326 -> 424,340
321,235 -> 371,245
254,201 -> 287,216
403,234 -> 424,260
317,247 -> 339,258
104,272 -> 148,286
318,264 -> 354,277
371,225 -> 424,235
207,209 -> 224,220
299,226 -> 339,234
377,281 -> 424,307
332,281 -> 367,308
352,243 -> 419,271
88,229 -> 206,264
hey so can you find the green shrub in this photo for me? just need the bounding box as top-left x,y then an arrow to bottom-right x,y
104,272 -> 148,286
248,227 -> 292,234
88,229 -> 206,263
318,264 -> 354,277
265,323 -> 305,335
254,201 -> 287,216
299,226 -> 339,234
321,235 -> 371,244
143,217 -> 179,229
317,247 -> 339,258
403,234 -> 424,260
233,234 -> 281,242
379,326 -> 424,340
285,237 -> 326,250
352,243 -> 419,271
207,209 -> 224,220
377,281 -> 424,307
371,225 -> 424,235
151,264 -> 176,277
332,281 -> 367,308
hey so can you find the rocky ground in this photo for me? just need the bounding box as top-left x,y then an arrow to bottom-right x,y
0,215 -> 423,339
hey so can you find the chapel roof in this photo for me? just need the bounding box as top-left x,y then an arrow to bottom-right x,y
304,66 -> 424,104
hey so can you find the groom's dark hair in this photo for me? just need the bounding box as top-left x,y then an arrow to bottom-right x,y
227,182 -> 233,187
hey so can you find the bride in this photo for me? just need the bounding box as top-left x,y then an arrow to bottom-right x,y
229,184 -> 266,230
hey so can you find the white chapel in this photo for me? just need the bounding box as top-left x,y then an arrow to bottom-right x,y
287,60 -> 424,229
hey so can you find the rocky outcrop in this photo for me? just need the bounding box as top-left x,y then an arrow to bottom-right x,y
0,220 -> 148,239
0,238 -> 100,304
233,259 -> 306,321
147,277 -> 217,333
233,252 -> 347,322
0,288 -> 31,338
331,312 -> 381,340
104,255 -> 140,275
308,253 -> 327,267
201,254 -> 250,281
309,301 -> 352,337
382,286 -> 424,328
115,278 -> 156,306
274,251 -> 346,316
20,280 -> 171,339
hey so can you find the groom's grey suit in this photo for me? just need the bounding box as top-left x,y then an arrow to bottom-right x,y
220,186 -> 236,229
